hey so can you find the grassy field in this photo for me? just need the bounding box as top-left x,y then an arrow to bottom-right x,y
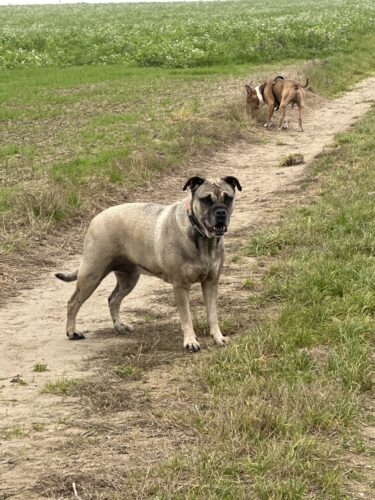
128,101 -> 375,499
1,0 -> 374,69
0,62 -> 254,252
1,0 -> 375,254
1,1 -> 375,496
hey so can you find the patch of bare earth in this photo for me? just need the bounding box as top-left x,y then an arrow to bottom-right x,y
1,77 -> 375,498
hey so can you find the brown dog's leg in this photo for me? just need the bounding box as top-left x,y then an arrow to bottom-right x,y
66,270 -> 104,339
264,102 -> 275,128
277,94 -> 294,131
277,104 -> 287,130
108,270 -> 140,333
173,284 -> 200,352
298,103 -> 304,132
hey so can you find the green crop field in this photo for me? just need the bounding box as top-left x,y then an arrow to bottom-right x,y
1,0 -> 374,69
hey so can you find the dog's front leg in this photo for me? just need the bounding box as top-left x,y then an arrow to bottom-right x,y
173,284 -> 200,352
201,278 -> 228,347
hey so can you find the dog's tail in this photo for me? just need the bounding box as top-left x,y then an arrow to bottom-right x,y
55,270 -> 78,282
294,78 -> 308,91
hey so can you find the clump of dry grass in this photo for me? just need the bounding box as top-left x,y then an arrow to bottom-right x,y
1,179 -> 81,249
36,471 -> 126,499
71,374 -> 148,413
218,97 -> 257,128
11,180 -> 75,222
278,152 -> 304,167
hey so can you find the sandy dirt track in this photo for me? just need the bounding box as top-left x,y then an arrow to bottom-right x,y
1,76 -> 375,498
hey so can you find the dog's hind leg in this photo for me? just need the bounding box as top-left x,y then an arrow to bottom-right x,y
277,94 -> 294,131
264,102 -> 275,128
298,103 -> 304,132
108,269 -> 140,333
66,269 -> 104,340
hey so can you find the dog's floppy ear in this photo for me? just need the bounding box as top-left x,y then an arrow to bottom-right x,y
223,176 -> 242,192
183,176 -> 205,192
245,84 -> 253,95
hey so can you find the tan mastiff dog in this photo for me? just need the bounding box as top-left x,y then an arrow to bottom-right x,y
245,75 -> 308,132
55,176 -> 242,351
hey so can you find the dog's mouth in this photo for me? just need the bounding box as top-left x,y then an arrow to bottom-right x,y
213,224 -> 227,236
203,219 -> 228,237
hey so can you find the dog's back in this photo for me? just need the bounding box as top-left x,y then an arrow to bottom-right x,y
272,78 -> 307,97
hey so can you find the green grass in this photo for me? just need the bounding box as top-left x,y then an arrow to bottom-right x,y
1,426 -> 27,440
33,362 -> 48,373
304,32 -> 375,96
31,423 -> 46,432
1,1 -> 374,70
42,378 -> 82,395
0,61 -> 256,252
113,364 -> 142,381
134,104 -> 375,498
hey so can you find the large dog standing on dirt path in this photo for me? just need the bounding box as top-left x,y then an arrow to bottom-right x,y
245,76 -> 308,132
55,176 -> 242,352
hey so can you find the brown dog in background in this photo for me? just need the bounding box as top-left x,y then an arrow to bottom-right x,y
245,76 -> 308,132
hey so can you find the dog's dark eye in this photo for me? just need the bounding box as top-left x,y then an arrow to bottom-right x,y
224,193 -> 233,205
200,196 -> 214,206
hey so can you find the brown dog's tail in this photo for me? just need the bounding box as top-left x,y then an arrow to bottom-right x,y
55,270 -> 78,282
294,78 -> 308,91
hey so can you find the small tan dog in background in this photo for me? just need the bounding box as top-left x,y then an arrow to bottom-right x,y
245,76 -> 308,132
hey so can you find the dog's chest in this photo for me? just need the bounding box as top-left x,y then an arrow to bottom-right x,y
186,240 -> 223,282
139,265 -> 170,282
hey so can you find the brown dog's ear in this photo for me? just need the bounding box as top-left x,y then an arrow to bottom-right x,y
223,176 -> 242,192
183,176 -> 205,192
245,84 -> 253,95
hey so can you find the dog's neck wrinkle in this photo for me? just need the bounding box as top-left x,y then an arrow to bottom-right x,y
188,211 -> 207,240
184,197 -> 207,240
195,232 -> 221,261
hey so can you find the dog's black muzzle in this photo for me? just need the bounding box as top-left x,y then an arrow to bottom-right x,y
213,207 -> 228,236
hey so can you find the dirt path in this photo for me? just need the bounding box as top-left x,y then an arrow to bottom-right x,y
1,77 -> 375,498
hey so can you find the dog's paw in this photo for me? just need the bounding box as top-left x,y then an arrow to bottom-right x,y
67,332 -> 85,341
299,128 -> 304,132
114,322 -> 134,334
184,340 -> 201,352
213,335 -> 229,347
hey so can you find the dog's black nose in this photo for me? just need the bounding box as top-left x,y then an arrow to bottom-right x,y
215,208 -> 227,220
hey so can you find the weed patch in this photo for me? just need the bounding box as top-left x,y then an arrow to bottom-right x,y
33,362 -> 48,372
1,426 -> 27,440
42,378 -> 82,396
